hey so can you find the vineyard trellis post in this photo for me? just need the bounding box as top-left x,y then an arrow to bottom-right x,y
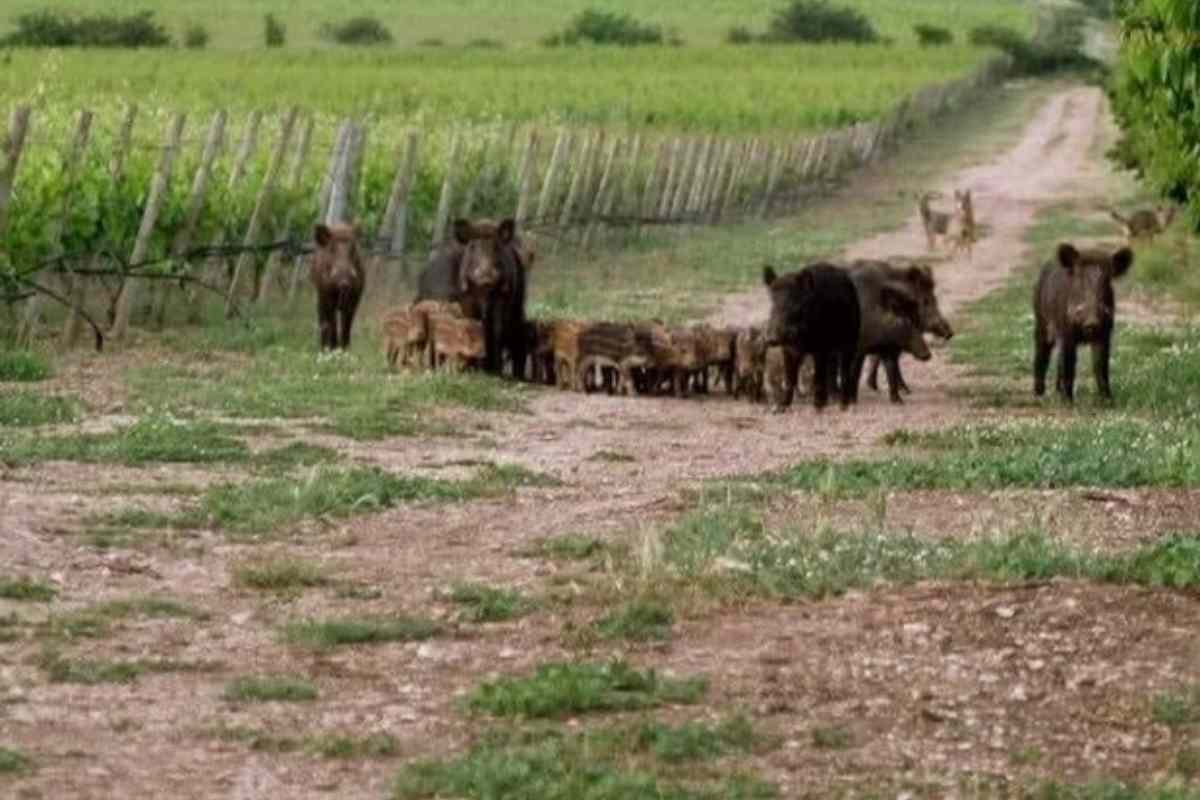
582,136 -> 620,250
19,109 -> 92,345
289,119 -> 350,301
514,129 -> 540,228
535,128 -> 570,228
225,106 -> 299,316
255,113 -> 312,305
556,130 -> 595,251
110,112 -> 187,343
459,126 -> 493,219
161,109 -> 226,322
373,129 -> 421,299
431,130 -> 463,245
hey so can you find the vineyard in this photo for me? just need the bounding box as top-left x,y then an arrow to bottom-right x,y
0,50 -> 1008,346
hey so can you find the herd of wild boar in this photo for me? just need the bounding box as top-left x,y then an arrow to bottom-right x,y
309,188 -> 1160,408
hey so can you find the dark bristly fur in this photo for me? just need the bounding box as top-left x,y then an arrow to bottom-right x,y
310,223 -> 365,351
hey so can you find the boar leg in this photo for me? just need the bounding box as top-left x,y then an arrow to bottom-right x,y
1033,333 -> 1053,396
1092,340 -> 1112,400
338,290 -> 362,350
811,354 -> 831,410
883,353 -> 905,404
1056,337 -> 1077,402
317,293 -> 337,351
865,355 -> 881,392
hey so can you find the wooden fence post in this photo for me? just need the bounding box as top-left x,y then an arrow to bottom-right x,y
289,120 -> 350,302
656,138 -> 683,221
110,112 -> 187,342
431,131 -> 463,245
373,130 -> 421,300
636,139 -> 668,238
21,109 -> 91,345
225,106 -> 299,316
758,144 -> 784,219
151,110 -> 226,325
255,113 -> 312,304
558,130 -> 595,231
459,127 -> 493,219
535,128 -> 570,228
514,128 -> 540,228
0,105 -> 32,239
327,122 -> 365,225
582,136 -> 619,250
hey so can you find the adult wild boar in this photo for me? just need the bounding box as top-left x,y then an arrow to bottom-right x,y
416,218 -> 529,379
310,223 -> 365,351
854,260 -> 953,397
763,263 -> 861,410
848,262 -> 943,403
1034,243 -> 1133,402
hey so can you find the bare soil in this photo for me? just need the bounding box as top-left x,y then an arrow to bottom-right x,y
4,84 -> 1198,799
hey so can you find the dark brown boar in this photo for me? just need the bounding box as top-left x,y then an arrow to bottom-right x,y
310,223 -> 365,351
763,263 -> 861,410
1034,243 -> 1133,402
847,264 -> 936,403
852,260 -> 953,397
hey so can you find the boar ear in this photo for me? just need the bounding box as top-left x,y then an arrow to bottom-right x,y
1056,243 -> 1079,271
498,218 -> 516,244
1112,247 -> 1134,278
762,265 -> 778,287
314,224 -> 333,247
452,218 -> 472,244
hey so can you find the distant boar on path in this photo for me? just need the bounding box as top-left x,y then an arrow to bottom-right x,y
1033,242 -> 1133,402
310,223 -> 365,351
763,263 -> 861,410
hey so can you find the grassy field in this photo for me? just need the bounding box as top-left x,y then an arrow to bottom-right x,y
0,0 -> 1033,49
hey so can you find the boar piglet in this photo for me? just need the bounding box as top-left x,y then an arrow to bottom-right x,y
1034,242 -> 1133,402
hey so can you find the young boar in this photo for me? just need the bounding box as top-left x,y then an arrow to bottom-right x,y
310,223 -> 365,351
1033,243 -> 1133,402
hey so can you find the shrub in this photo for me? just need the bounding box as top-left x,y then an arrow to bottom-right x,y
970,12 -> 1096,76
264,13 -> 285,48
765,0 -> 880,44
726,25 -> 758,44
544,8 -> 667,47
465,37 -> 503,49
319,16 -> 394,46
183,23 -> 209,49
2,9 -> 171,48
416,37 -> 445,47
914,24 -> 952,46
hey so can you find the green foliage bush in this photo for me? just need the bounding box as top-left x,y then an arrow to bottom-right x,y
1110,0 -> 1199,229
264,13 -> 285,47
765,0 -> 880,44
914,23 -> 952,46
319,16 -> 394,46
542,9 -> 669,47
2,9 -> 171,48
183,23 -> 210,50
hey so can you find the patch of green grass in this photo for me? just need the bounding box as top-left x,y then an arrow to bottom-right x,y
811,725 -> 852,750
0,577 -> 57,602
593,600 -> 674,642
1010,745 -> 1044,766
1152,686 -> 1200,728
0,746 -> 31,774
39,651 -> 220,684
635,716 -> 757,763
447,583 -> 536,623
0,349 -> 50,382
589,450 -> 636,463
475,463 -> 562,489
467,661 -> 707,719
233,558 -> 331,593
0,391 -> 78,426
393,721 -> 774,800
1176,747 -> 1200,780
522,534 -> 608,561
129,355 -> 527,442
0,415 -> 249,467
201,466 -> 492,535
1026,781 -> 1200,799
283,615 -> 442,650
308,732 -> 398,759
88,507 -> 197,531
660,499 -> 1200,600
224,676 -> 319,703
40,595 -> 207,639
253,441 -> 342,471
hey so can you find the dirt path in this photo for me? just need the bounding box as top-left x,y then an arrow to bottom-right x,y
382,86 -> 1110,493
